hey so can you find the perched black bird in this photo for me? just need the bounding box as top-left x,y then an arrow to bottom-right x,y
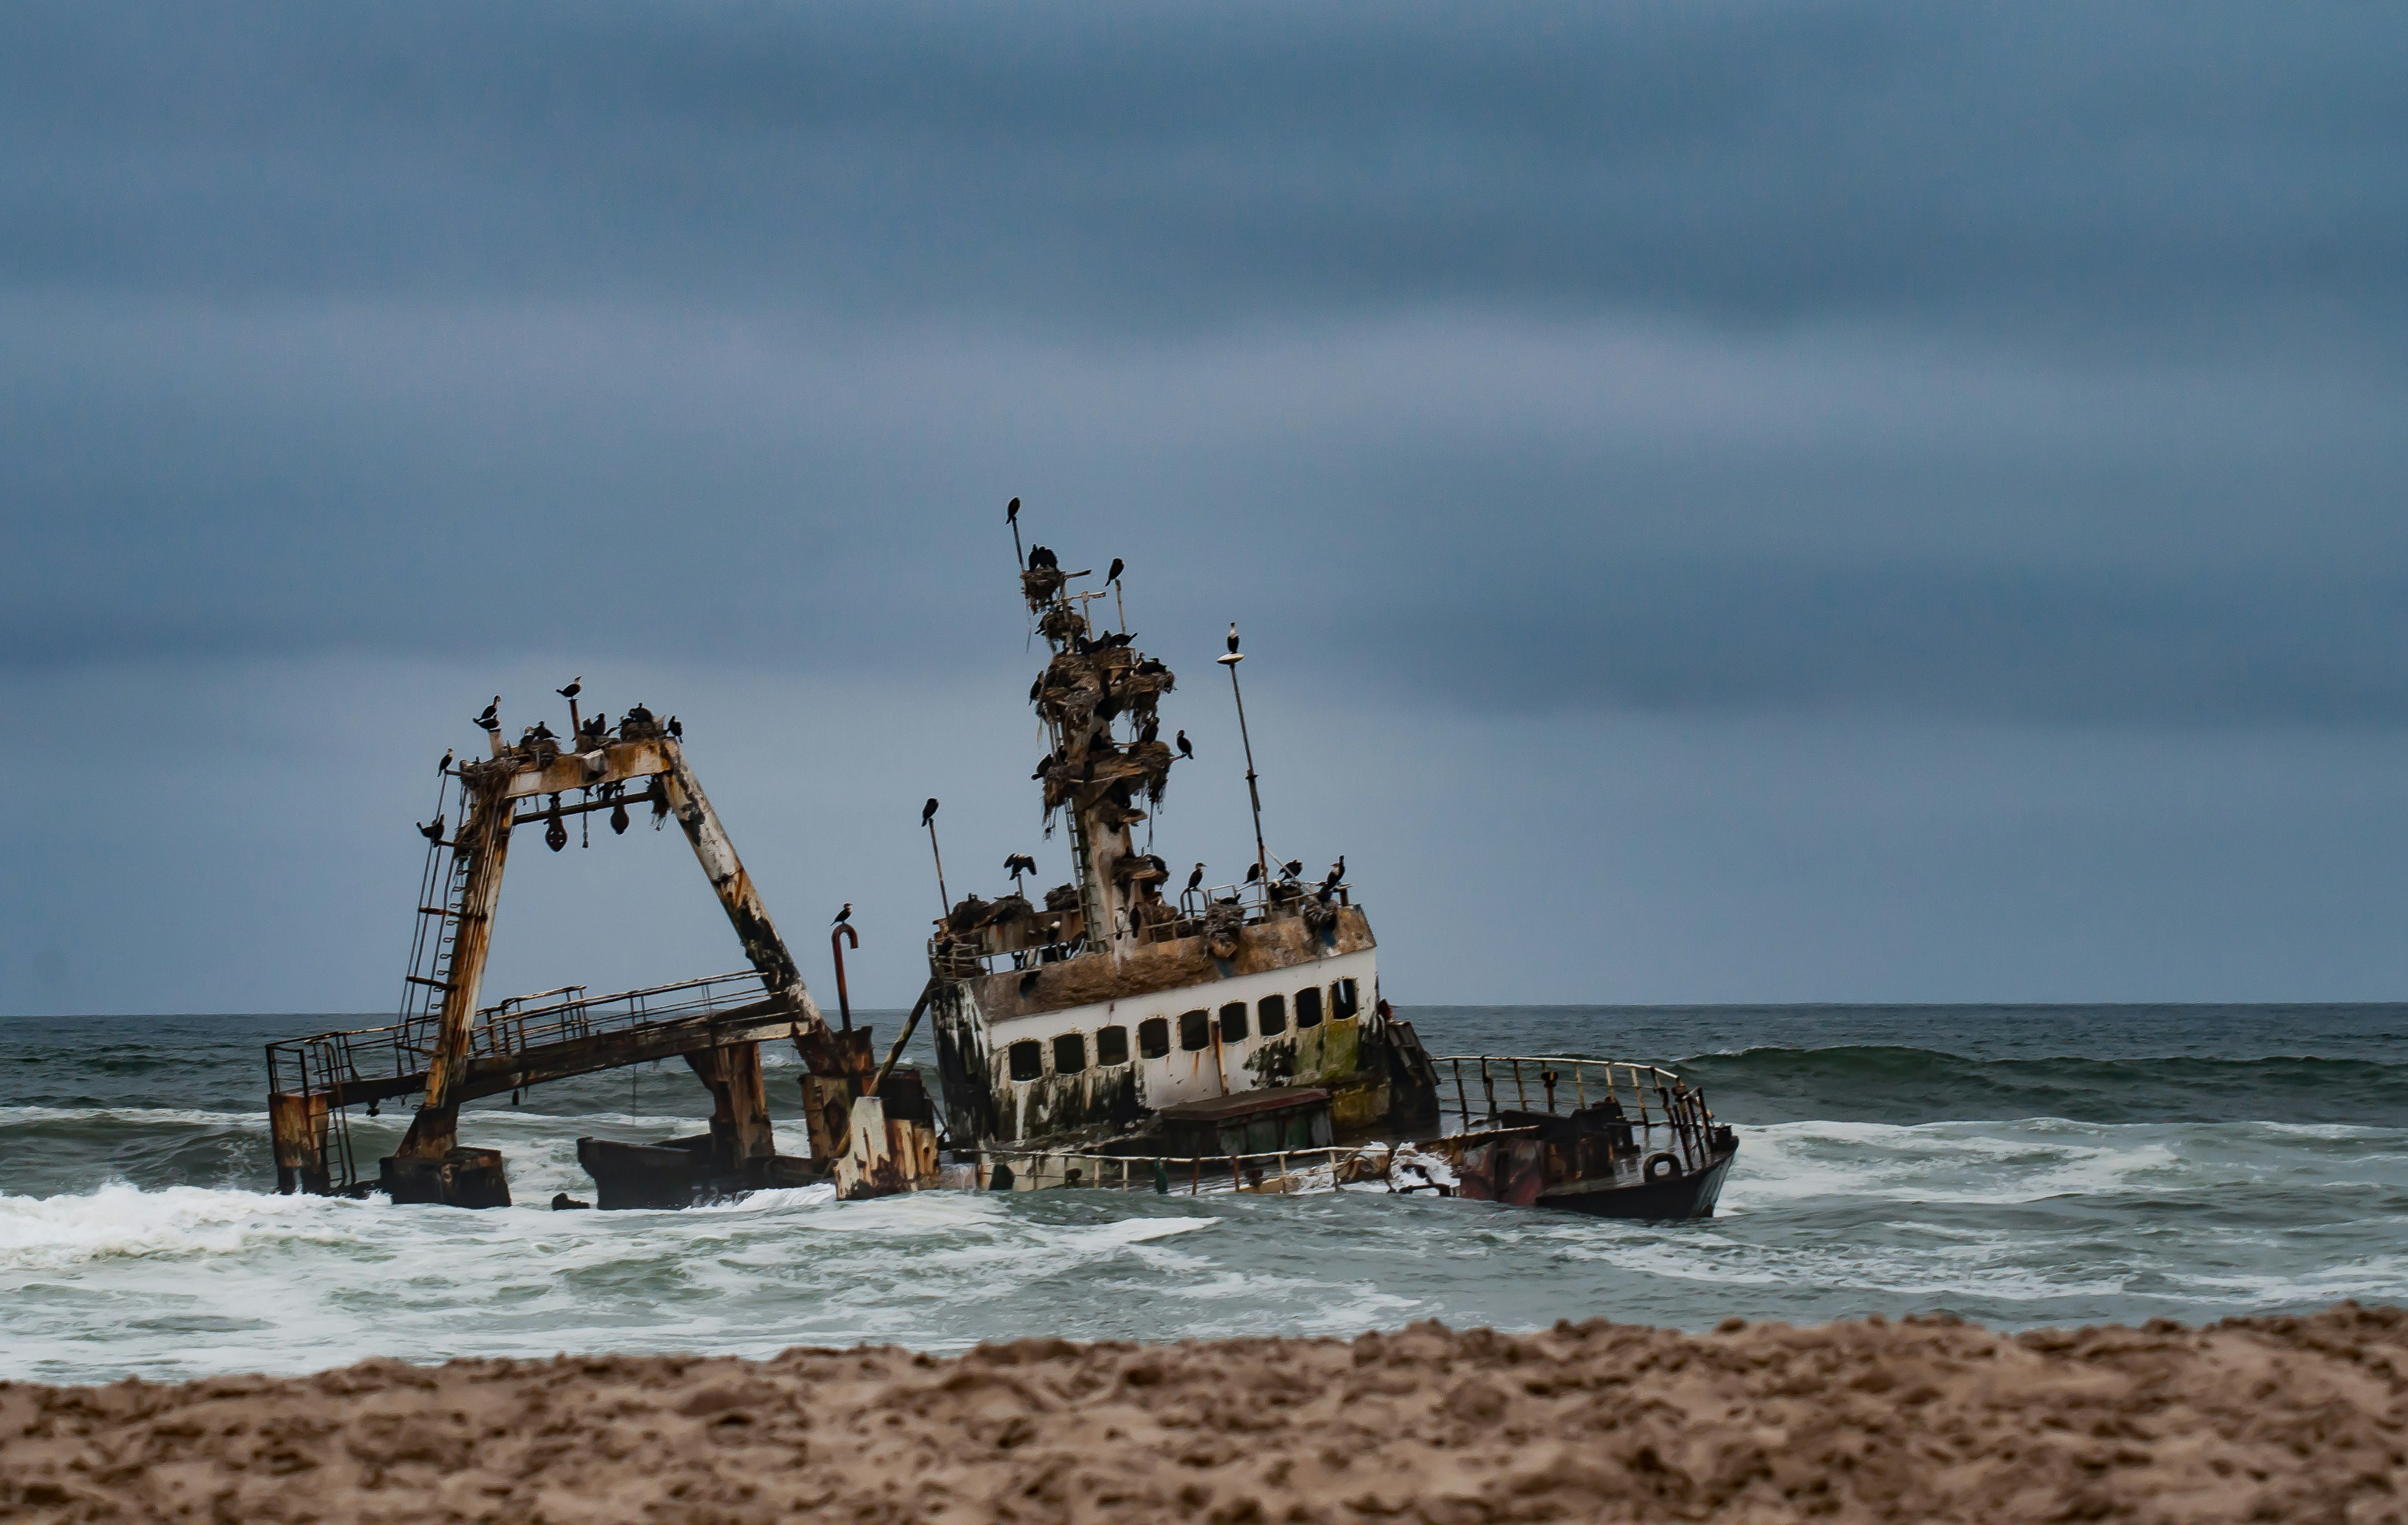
557,676 -> 582,701
1227,622 -> 1240,654
474,696 -> 500,732
1004,852 -> 1039,881
437,748 -> 454,774
1175,730 -> 1195,760
1282,858 -> 1304,880
1029,675 -> 1044,703
1007,497 -> 1020,526
667,715 -> 682,739
1186,863 -> 1206,892
1107,557 -> 1124,585
832,903 -> 852,926
1245,863 -> 1263,884
1028,544 -> 1059,571
529,720 -> 557,742
1030,750 -> 1056,779
1213,893 -> 1242,907
922,798 -> 940,827
418,815 -> 445,842
1138,718 -> 1160,744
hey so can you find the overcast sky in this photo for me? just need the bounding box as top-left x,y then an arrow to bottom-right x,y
4,1 -> 2405,1014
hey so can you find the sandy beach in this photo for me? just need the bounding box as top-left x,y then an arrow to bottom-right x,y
6,1303 -> 2405,1523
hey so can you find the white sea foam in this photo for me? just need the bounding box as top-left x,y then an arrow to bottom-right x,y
5,1105 -> 2407,1383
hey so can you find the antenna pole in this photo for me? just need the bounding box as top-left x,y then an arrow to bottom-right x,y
928,820 -> 950,914
1218,652 -> 1268,884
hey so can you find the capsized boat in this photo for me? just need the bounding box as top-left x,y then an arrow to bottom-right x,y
897,538 -> 1739,1218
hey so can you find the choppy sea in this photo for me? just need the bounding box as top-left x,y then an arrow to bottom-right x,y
5,1004 -> 2405,1384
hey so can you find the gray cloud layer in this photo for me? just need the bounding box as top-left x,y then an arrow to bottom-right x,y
4,1 -> 2405,728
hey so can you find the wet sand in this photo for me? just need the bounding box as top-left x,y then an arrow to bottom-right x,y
5,1304 -> 2405,1523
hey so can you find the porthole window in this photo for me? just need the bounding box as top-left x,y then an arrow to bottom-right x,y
1219,1001 -> 1249,1042
1179,1009 -> 1212,1052
1138,1017 -> 1170,1059
1007,1040 -> 1043,1081
1258,993 -> 1287,1036
1052,1032 -> 1087,1074
1295,986 -> 1323,1028
1331,978 -> 1360,1021
1097,1025 -> 1130,1066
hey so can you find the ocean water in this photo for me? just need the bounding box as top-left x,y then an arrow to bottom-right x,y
5,1003 -> 2406,1384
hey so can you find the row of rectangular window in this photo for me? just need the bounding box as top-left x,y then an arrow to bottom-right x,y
1004,978 -> 1361,1081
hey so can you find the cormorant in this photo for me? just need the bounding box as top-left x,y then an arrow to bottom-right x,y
1175,730 -> 1194,760
667,715 -> 682,739
922,798 -> 940,826
1282,858 -> 1303,880
1138,718 -> 1160,744
557,677 -> 582,701
1030,750 -> 1056,779
1107,557 -> 1124,585
1186,863 -> 1205,892
1227,622 -> 1240,654
1007,497 -> 1020,527
832,903 -> 851,926
1004,852 -> 1039,880
1245,863 -> 1263,884
474,697 -> 500,732
418,816 -> 445,842
437,748 -> 453,774
1028,545 -> 1059,571
1029,675 -> 1044,703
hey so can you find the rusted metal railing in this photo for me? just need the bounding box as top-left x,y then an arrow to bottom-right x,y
267,969 -> 773,1113
979,1142 -> 1389,1195
1427,1055 -> 1715,1148
929,876 -> 1353,978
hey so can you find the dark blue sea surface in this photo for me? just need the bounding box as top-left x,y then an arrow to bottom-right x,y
4,1003 -> 2403,1382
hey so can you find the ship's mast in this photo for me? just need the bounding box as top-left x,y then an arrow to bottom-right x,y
1020,552 -> 1177,958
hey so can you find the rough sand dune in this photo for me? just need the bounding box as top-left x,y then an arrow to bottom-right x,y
6,1304 -> 2407,1523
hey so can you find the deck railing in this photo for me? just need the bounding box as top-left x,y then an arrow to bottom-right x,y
265,969 -> 774,1104
1427,1054 -> 1719,1162
928,879 -> 1353,977
979,1143 -> 1389,1195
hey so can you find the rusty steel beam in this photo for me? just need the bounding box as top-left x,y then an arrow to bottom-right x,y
496,738 -> 678,801
658,739 -> 822,1027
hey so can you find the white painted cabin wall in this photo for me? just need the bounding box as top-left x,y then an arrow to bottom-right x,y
987,948 -> 1379,1126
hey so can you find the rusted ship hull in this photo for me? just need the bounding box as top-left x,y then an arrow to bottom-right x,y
1544,1146 -> 1735,1218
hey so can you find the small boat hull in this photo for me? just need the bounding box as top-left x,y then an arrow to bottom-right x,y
1449,1110 -> 1739,1221
1537,1143 -> 1736,1220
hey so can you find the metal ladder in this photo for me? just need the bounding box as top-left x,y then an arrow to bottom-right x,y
399,775 -> 473,1049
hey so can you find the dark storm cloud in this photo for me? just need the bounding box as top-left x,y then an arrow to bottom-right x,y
2,0 -> 2404,728
2,1 -> 2400,335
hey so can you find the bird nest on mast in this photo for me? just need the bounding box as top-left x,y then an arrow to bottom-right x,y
1022,566 -> 1068,610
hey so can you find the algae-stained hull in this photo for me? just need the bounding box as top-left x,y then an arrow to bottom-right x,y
929,905 -> 1381,1146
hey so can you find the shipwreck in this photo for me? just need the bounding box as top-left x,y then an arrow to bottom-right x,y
262,516 -> 1736,1218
